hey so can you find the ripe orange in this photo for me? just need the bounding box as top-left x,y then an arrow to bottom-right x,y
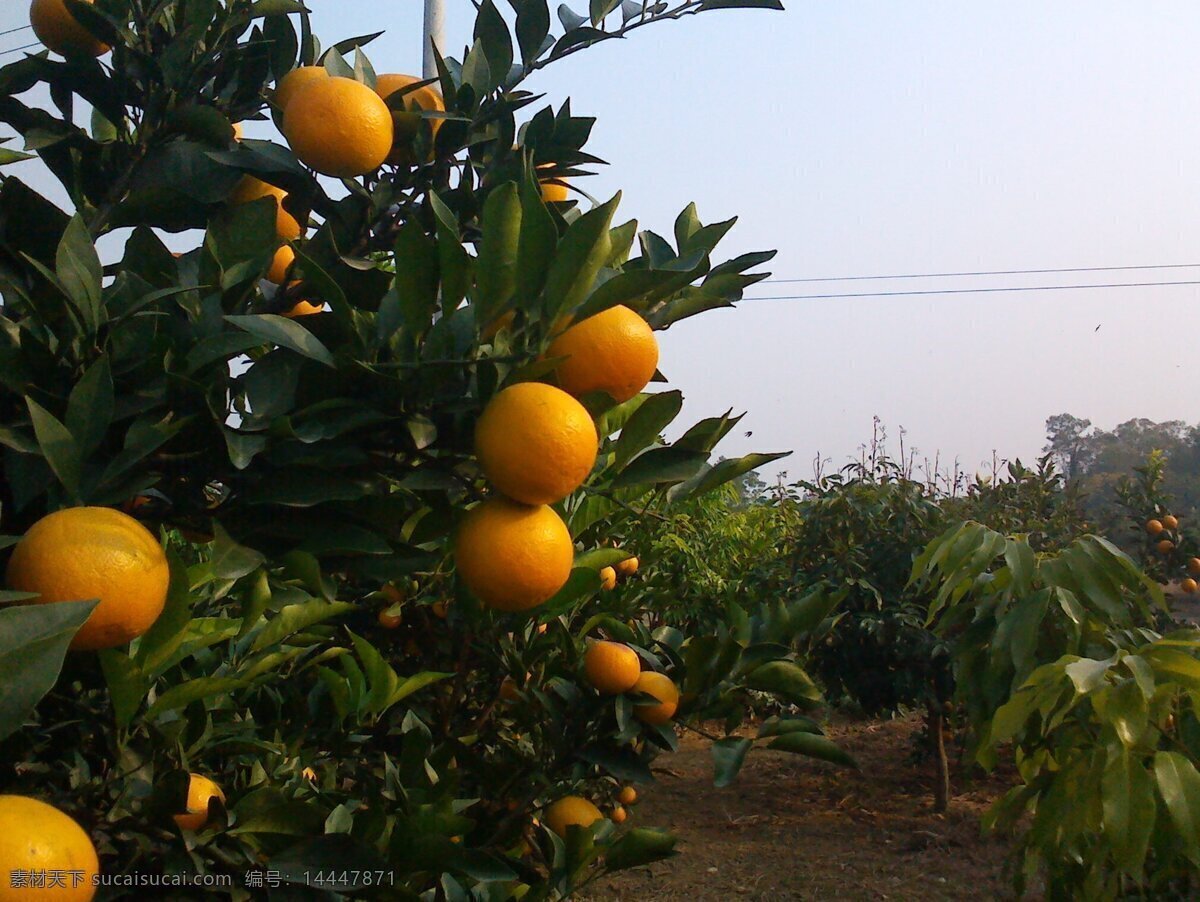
284,300 -> 323,318
584,640 -> 641,695
430,599 -> 450,619
7,507 -> 169,651
541,176 -> 569,204
274,65 -> 329,112
1164,514 -> 1180,530
283,77 -> 393,178
30,0 -> 109,58
1189,558 -> 1200,575
232,122 -> 244,142
0,795 -> 99,901
229,176 -> 304,240
599,566 -> 617,591
1182,578 -> 1198,594
1147,519 -> 1165,536
499,675 -> 521,703
374,73 -> 445,165
378,609 -> 402,629
482,310 -> 516,341
302,766 -> 318,782
543,796 -> 603,837
1158,539 -> 1175,554
632,671 -> 679,725
455,497 -> 574,611
172,774 -> 225,832
617,786 -> 637,806
546,305 -> 659,403
267,245 -> 294,284
611,805 -> 628,824
616,556 -> 639,577
475,383 -> 599,505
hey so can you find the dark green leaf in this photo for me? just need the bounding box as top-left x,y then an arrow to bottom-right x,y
0,601 -> 97,741
767,732 -> 858,768
611,446 -> 707,489
27,398 -> 81,498
613,390 -> 682,469
744,660 -> 822,707
603,828 -> 677,873
543,193 -> 620,321
711,737 -> 752,788
516,0 -> 551,65
66,356 -> 113,456
475,183 -> 522,323
225,314 -> 336,367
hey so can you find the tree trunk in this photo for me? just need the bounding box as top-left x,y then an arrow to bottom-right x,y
929,705 -> 950,813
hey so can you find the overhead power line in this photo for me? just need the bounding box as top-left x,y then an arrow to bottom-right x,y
0,25 -> 33,39
763,262 -> 1200,284
744,279 -> 1200,302
0,42 -> 42,58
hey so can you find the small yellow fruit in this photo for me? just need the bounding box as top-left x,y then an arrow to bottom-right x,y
1183,578 -> 1198,595
267,245 -> 295,284
1158,539 -> 1175,554
455,497 -> 574,612
584,641 -> 641,695
475,383 -> 598,505
615,556 -> 639,577
543,796 -> 603,837
430,599 -> 450,619
302,767 -> 317,781
541,178 -> 569,204
30,0 -> 109,58
172,774 -> 225,832
617,786 -> 637,806
499,675 -> 522,703
1189,558 -> 1200,575
611,805 -> 628,824
546,305 -> 659,403
229,175 -> 304,241
632,671 -> 679,726
0,795 -> 99,901
377,609 -> 402,629
1147,519 -> 1165,536
374,73 -> 445,165
232,122 -> 243,142
284,300 -> 323,317
283,77 -> 394,178
274,66 -> 330,112
1164,514 -> 1180,530
6,507 -> 169,651
599,566 -> 617,591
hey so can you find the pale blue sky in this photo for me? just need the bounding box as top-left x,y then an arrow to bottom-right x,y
5,2 -> 1200,482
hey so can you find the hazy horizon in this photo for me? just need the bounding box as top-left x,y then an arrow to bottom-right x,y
3,1 -> 1199,482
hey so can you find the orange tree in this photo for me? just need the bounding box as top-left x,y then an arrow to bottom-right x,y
0,0 -> 853,896
914,522 -> 1200,896
1114,450 -> 1198,590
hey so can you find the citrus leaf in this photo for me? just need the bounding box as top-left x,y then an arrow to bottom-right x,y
711,736 -> 752,788
225,314 -> 335,367
767,732 -> 858,768
0,600 -> 97,741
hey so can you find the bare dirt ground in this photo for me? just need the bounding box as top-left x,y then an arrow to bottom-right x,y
586,714 -> 1016,901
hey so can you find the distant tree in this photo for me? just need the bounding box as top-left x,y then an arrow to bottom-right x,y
1043,413 -> 1094,480
730,467 -> 768,506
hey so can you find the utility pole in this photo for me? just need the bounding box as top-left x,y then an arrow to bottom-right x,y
422,0 -> 445,79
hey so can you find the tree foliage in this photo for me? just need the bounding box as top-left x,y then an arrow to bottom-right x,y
0,0 -> 854,896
